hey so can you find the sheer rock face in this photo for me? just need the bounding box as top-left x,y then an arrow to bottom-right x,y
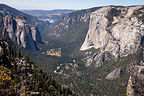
15,16 -> 37,50
0,13 -> 41,50
81,6 -> 144,66
31,26 -> 42,43
127,66 -> 144,96
105,68 -> 123,80
3,14 -> 16,40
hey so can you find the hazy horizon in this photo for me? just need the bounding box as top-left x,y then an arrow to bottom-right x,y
0,0 -> 144,10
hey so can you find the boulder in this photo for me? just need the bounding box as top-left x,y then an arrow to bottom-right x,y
105,68 -> 123,80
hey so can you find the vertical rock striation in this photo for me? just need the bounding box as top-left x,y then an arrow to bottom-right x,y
0,7 -> 42,50
15,16 -> 37,50
81,6 -> 144,67
31,26 -> 42,43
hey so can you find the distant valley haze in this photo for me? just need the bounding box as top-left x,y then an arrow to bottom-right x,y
0,0 -> 144,10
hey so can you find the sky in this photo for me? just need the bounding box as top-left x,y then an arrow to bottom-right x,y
0,0 -> 144,10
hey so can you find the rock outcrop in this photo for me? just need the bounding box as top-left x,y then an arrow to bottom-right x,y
46,48 -> 61,57
127,66 -> 144,96
15,16 -> 38,50
31,26 -> 42,43
81,6 -> 144,66
105,68 -> 123,80
0,5 -> 42,50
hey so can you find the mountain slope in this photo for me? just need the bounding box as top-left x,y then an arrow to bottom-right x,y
0,4 -> 43,50
40,7 -> 101,56
21,9 -> 75,23
0,4 -> 42,26
81,5 -> 144,67
33,5 -> 144,96
44,7 -> 100,41
0,38 -> 75,96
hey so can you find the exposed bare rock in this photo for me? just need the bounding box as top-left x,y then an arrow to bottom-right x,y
127,76 -> 135,96
127,66 -> 144,96
15,16 -> 37,50
105,68 -> 123,80
81,6 -> 144,67
0,46 -> 2,54
85,58 -> 93,67
46,48 -> 61,57
50,11 -> 91,37
31,26 -> 42,43
0,4 -> 43,50
48,7 -> 101,38
3,14 -> 16,40
93,52 -> 112,67
0,14 -> 39,50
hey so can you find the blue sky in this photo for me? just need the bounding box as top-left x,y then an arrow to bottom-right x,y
0,0 -> 144,10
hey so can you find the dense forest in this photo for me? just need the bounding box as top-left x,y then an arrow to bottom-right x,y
0,38 -> 75,96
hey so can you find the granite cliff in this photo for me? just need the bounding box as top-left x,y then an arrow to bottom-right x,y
81,6 -> 144,67
24,5 -> 144,96
0,4 -> 42,50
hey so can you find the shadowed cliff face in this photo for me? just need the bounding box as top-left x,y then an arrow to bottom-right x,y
127,66 -> 144,96
31,26 -> 42,43
80,6 -> 144,67
0,14 -> 38,50
0,5 -> 42,50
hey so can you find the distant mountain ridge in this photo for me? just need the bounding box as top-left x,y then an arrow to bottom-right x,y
21,9 -> 75,23
21,9 -> 75,16
45,7 -> 101,46
0,4 -> 40,26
